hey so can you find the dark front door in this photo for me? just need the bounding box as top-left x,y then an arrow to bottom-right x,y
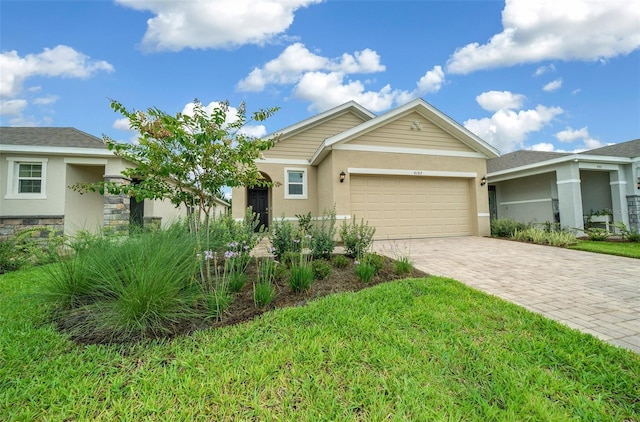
247,187 -> 269,231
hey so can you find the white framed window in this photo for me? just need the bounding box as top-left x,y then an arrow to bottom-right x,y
5,157 -> 48,199
284,167 -> 307,199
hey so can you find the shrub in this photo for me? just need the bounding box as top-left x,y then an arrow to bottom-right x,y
393,256 -> 414,275
513,227 -> 577,247
365,252 -> 385,274
491,218 -> 529,237
340,217 -> 376,258
310,208 -> 337,259
332,254 -> 350,269
296,212 -> 313,234
311,259 -> 332,280
0,227 -> 66,274
584,228 -> 610,241
206,210 -> 263,255
615,222 -> 640,242
270,217 -> 302,259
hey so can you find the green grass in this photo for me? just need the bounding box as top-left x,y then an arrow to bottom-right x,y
570,240 -> 640,259
2,267 -> 639,420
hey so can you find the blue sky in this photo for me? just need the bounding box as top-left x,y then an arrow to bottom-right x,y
1,0 -> 639,154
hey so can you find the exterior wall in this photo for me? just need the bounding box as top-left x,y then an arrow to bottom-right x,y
494,172 -> 556,224
627,195 -> 640,231
580,170 -> 612,214
146,198 -> 188,227
64,164 -> 105,236
263,112 -> 365,159
316,156 -> 335,214
349,111 -> 476,153
1,155 -> 67,216
103,176 -> 130,233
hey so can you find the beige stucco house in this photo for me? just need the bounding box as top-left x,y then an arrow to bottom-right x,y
232,98 -> 500,239
0,127 -> 229,240
487,139 -> 640,232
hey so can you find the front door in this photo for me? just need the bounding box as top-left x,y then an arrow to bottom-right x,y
488,185 -> 497,221
247,187 -> 269,231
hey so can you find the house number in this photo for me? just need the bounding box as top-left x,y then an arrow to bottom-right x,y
413,171 -> 423,175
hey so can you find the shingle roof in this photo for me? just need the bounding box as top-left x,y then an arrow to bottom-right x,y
0,127 -> 106,149
487,150 -> 569,173
578,138 -> 640,158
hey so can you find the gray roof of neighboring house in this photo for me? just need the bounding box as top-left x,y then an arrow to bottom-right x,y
0,127 -> 106,149
488,138 -> 640,173
579,138 -> 640,158
487,150 -> 569,173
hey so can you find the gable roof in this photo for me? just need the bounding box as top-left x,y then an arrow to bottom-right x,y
579,138 -> 640,158
487,150 -> 569,173
487,138 -> 640,177
0,127 -> 106,149
310,98 -> 500,164
268,101 -> 376,142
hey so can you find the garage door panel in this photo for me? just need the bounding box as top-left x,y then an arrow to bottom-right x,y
350,175 -> 472,239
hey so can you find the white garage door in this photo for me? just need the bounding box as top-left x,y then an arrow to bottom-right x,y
350,175 -> 472,239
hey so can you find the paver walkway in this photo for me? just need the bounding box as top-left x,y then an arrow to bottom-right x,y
374,237 -> 640,354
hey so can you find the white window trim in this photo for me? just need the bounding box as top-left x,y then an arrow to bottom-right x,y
284,167 -> 307,199
5,157 -> 48,199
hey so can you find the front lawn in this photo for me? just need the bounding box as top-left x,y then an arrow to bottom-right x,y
570,240 -> 640,259
2,267 -> 639,420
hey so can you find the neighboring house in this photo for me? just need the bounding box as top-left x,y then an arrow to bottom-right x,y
487,139 -> 640,232
232,98 -> 499,239
0,127 -> 229,240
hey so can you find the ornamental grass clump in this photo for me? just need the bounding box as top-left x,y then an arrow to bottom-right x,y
43,225 -> 201,342
354,255 -> 376,283
288,236 -> 314,292
253,258 -> 277,309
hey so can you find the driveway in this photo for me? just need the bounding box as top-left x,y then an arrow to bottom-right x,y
374,237 -> 640,354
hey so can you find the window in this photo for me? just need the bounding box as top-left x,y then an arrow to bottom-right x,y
284,168 -> 307,199
5,157 -> 48,199
18,163 -> 43,193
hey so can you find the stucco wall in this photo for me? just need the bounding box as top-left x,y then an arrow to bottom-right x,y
64,164 -> 105,236
494,172 -> 556,224
580,170 -> 612,214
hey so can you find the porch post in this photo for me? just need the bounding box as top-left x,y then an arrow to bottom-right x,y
556,162 -> 584,232
609,169 -> 629,231
103,175 -> 131,233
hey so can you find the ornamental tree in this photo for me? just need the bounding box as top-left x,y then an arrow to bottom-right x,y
74,99 -> 279,235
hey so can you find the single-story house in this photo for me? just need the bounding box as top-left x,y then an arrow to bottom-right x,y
0,127 -> 229,240
232,98 -> 499,239
486,139 -> 640,232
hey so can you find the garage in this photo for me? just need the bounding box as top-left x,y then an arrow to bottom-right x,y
350,175 -> 472,239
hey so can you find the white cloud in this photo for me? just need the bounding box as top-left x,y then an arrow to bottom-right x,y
534,64 -> 556,76
182,101 -> 267,137
543,78 -> 563,92
584,138 -> 605,149
292,71 -> 398,112
464,104 -> 563,153
415,65 -> 445,94
476,90 -> 525,112
237,43 -> 385,92
571,88 -> 582,95
0,45 -> 114,97
447,0 -> 640,74
33,95 -> 59,105
113,117 -> 132,131
530,142 -> 556,152
116,0 -> 322,51
556,126 -> 589,142
0,99 -> 28,116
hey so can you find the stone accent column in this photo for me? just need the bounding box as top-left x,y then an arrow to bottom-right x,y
556,162 -> 584,232
103,175 -> 131,233
627,195 -> 640,232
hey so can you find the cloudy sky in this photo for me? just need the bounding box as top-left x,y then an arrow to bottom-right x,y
1,0 -> 639,154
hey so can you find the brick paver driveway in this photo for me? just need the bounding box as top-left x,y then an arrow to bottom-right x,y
374,237 -> 640,353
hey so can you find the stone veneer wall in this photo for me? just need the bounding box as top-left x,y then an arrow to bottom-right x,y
0,216 -> 64,242
103,175 -> 131,233
627,195 -> 640,231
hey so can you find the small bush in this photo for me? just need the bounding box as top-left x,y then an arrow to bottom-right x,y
311,259 -> 332,280
365,253 -> 384,274
491,218 -> 529,238
615,222 -> 640,242
585,228 -> 610,241
310,208 -> 337,259
340,217 -> 376,258
270,217 -> 302,259
513,227 -> 577,247
332,254 -> 350,269
393,256 -> 414,275
296,212 -> 313,234
0,227 -> 66,274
